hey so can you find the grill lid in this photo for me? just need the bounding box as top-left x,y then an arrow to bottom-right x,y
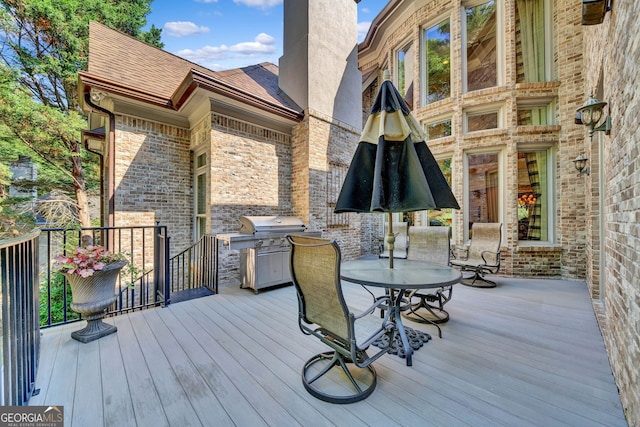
238,215 -> 307,234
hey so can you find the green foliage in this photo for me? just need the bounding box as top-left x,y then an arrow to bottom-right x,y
40,271 -> 79,326
0,0 -> 162,226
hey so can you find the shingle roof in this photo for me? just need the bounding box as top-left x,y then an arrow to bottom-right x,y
84,22 -> 301,118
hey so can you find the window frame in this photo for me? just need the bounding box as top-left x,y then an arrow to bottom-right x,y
461,0 -> 504,93
193,148 -> 209,242
424,115 -> 453,140
516,97 -> 557,126
516,144 -> 556,245
463,148 -> 506,243
463,104 -> 504,133
420,14 -> 452,107
515,0 -> 554,82
394,40 -> 414,103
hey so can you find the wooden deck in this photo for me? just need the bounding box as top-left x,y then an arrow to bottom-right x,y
31,277 -> 627,427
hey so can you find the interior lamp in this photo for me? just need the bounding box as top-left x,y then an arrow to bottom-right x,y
576,94 -> 611,139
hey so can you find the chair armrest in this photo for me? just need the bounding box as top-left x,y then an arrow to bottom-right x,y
352,296 -> 391,320
480,250 -> 500,267
452,245 -> 469,260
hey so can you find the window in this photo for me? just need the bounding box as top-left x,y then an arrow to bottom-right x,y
194,151 -> 208,240
466,110 -> 499,132
517,99 -> 555,125
515,0 -> 551,83
465,0 -> 497,91
396,42 -> 414,107
425,119 -> 452,140
466,152 -> 500,238
518,149 -> 552,242
422,158 -> 454,227
423,18 -> 451,104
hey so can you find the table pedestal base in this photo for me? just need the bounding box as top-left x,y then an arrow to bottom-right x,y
372,326 -> 431,358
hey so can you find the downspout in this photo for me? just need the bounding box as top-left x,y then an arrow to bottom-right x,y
82,134 -> 104,227
84,93 -> 115,229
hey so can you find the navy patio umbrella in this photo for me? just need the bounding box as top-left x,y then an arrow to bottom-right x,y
334,72 -> 459,267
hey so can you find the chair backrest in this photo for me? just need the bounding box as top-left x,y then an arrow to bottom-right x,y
287,234 -> 350,340
407,226 -> 451,266
467,223 -> 502,265
381,221 -> 408,258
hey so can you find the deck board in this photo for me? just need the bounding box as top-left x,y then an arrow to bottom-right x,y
32,277 -> 628,427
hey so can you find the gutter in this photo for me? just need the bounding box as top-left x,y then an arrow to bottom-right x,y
84,92 -> 115,229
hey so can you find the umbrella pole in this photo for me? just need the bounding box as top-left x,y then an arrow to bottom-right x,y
386,212 -> 394,268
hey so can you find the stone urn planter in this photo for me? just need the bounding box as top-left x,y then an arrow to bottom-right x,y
63,261 -> 125,343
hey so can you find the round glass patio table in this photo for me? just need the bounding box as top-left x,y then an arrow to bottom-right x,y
341,258 -> 462,366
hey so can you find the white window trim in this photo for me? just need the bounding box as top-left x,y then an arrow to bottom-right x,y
417,154 -> 456,233
193,148 -> 209,242
463,148 -> 506,244
463,103 -> 504,133
516,97 -> 557,125
394,40 -> 414,95
461,0 -> 504,93
516,143 -> 557,245
423,114 -> 454,140
420,14 -> 452,107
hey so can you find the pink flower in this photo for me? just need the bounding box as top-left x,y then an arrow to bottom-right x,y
54,245 -> 125,277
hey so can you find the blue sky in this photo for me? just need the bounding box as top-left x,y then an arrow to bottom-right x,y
146,0 -> 388,71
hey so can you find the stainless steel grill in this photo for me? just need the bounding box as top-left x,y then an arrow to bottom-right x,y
216,216 -> 320,293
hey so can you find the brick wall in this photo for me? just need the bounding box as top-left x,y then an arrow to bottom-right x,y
209,113 -> 294,285
114,115 -> 192,256
358,0 -> 589,282
582,0 -> 640,422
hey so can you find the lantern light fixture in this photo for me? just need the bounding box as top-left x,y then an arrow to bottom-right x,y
576,93 -> 611,139
573,154 -> 590,177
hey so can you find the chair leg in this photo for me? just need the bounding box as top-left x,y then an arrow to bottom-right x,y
402,302 -> 444,338
302,351 -> 377,404
460,269 -> 497,288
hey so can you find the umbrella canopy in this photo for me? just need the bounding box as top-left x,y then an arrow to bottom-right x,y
335,74 -> 459,214
334,73 -> 459,267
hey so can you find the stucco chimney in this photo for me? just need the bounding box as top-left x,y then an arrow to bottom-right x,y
279,0 -> 362,130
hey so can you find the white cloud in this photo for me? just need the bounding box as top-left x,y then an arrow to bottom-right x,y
195,0 -> 218,3
357,21 -> 372,42
176,33 -> 276,65
164,21 -> 210,37
233,0 -> 282,8
230,33 -> 275,55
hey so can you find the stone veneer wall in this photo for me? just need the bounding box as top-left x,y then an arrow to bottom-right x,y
582,1 -> 640,423
114,115 -> 192,258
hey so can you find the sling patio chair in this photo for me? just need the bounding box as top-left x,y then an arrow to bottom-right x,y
402,226 -> 453,337
286,234 -> 394,404
451,223 -> 502,288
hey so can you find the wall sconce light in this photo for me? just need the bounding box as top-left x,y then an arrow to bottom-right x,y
576,93 -> 611,139
582,0 -> 612,26
573,154 -> 590,177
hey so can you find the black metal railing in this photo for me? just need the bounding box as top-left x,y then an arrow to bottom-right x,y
169,234 -> 217,297
39,225 -> 171,328
0,230 -> 41,405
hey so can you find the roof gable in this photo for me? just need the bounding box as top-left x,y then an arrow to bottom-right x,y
84,22 -> 301,118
